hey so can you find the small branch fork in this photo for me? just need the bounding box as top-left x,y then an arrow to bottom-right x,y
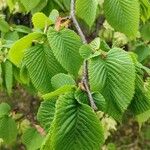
70,0 -> 97,111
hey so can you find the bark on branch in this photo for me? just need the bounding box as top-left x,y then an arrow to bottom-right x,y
70,0 -> 97,110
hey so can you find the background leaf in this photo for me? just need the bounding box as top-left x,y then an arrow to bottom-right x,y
76,0 -> 98,27
0,116 -> 17,144
0,103 -> 11,117
129,75 -> 150,124
20,0 -> 41,12
22,127 -> 44,150
104,0 -> 140,37
4,60 -> 13,95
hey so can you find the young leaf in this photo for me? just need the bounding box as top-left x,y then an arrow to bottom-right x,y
42,85 -> 76,100
9,32 -> 43,67
49,9 -> 59,24
51,73 -> 76,90
89,48 -> 135,121
79,44 -> 93,59
76,0 -> 98,27
22,127 -> 44,150
89,37 -> 101,50
24,44 -> 65,93
0,116 -> 17,144
75,89 -> 106,112
47,28 -> 83,76
37,99 -> 56,132
32,12 -> 52,29
92,92 -> 106,112
47,92 -> 104,150
104,0 -> 140,37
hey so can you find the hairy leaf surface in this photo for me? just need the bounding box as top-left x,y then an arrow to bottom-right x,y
24,44 -> 65,93
37,99 -> 56,132
49,92 -> 104,150
76,0 -> 98,27
51,73 -> 76,89
89,48 -> 135,120
32,12 -> 52,29
104,0 -> 140,37
47,28 -> 83,76
9,32 -> 43,66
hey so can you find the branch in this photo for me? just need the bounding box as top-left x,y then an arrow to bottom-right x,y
70,0 -> 97,110
92,16 -> 105,39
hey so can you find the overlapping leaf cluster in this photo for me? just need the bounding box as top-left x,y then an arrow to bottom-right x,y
0,0 -> 150,149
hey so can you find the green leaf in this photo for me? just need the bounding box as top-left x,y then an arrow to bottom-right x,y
32,12 -> 52,29
134,44 -> 150,62
47,28 -> 83,76
24,44 -> 65,93
76,0 -> 98,27
129,76 -> 150,124
42,85 -> 76,100
45,92 -> 104,150
0,103 -> 11,117
0,116 -> 17,144
51,73 -> 76,89
100,40 -> 110,52
13,25 -> 31,34
37,99 -> 56,132
22,127 -> 44,150
104,0 -> 140,37
75,89 -> 106,112
4,60 -> 13,95
92,92 -> 106,112
89,48 -> 135,121
42,0 -> 60,16
20,0 -> 41,12
0,18 -> 9,33
79,44 -> 101,60
49,9 -> 59,24
79,44 -> 93,59
31,0 -> 48,13
89,38 -> 101,50
0,64 -> 2,88
20,62 -> 30,85
9,32 -> 43,67
139,0 -> 150,22
61,0 -> 71,10
140,22 -> 150,40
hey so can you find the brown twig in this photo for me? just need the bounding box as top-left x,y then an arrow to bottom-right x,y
70,0 -> 97,110
92,16 -> 105,38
